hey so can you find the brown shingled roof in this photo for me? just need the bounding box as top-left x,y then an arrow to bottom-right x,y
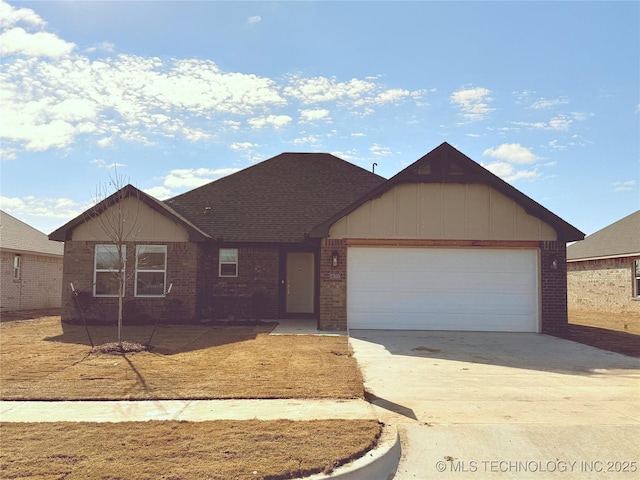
567,210 -> 640,261
164,152 -> 386,243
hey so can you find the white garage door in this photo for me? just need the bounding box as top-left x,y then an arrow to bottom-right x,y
347,247 -> 539,332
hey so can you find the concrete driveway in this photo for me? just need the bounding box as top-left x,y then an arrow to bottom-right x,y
349,331 -> 640,479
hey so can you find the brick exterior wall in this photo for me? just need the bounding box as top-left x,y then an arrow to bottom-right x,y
568,257 -> 640,314
1,251 -> 63,312
60,241 -> 200,324
203,246 -> 280,320
318,239 -> 347,330
540,241 -> 568,334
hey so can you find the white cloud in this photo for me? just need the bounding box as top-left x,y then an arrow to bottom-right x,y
372,88 -> 410,105
85,41 -> 116,54
247,114 -> 292,129
299,108 -> 330,123
247,15 -> 262,25
230,142 -> 258,151
293,135 -> 320,145
91,159 -> 126,169
330,149 -> 359,162
284,75 -> 422,111
450,86 -> 494,121
482,143 -> 540,183
0,194 -> 83,219
530,97 -> 569,110
0,0 -> 46,29
284,76 -> 376,104
548,139 -> 567,151
613,180 -> 636,192
0,147 -> 16,160
0,8 -> 425,155
370,143 -> 392,157
351,132 -> 365,137
512,115 -> 572,132
143,186 -> 173,200
548,116 -> 572,131
162,167 -> 240,189
482,162 -> 538,183
483,143 -> 538,164
0,27 -> 75,57
1,53 -> 286,151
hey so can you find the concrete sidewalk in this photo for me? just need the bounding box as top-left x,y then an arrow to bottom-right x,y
0,398 -> 376,422
0,398 -> 402,480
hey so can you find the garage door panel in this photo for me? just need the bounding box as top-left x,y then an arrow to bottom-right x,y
347,247 -> 539,332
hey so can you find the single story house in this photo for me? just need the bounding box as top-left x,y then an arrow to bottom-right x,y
1,210 -> 64,312
567,210 -> 640,315
50,143 -> 584,333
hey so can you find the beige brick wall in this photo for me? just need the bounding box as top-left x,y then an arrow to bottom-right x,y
1,251 -> 63,311
567,257 -> 640,314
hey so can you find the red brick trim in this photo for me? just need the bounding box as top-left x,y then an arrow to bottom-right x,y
318,238 -> 347,330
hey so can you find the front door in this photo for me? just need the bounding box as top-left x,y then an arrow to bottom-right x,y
286,252 -> 315,314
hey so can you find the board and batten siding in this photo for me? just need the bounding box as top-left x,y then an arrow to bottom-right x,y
329,183 -> 557,241
71,197 -> 190,242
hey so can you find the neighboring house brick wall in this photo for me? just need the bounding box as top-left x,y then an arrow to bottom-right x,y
206,246 -> 280,320
540,240 -> 569,334
319,239 -> 347,330
1,251 -> 63,311
61,240 -> 199,324
567,257 -> 640,314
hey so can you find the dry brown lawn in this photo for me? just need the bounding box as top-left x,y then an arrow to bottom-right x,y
0,317 -> 363,400
0,419 -> 382,480
569,309 -> 640,335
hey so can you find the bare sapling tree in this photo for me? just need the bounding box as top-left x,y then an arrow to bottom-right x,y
89,168 -> 141,346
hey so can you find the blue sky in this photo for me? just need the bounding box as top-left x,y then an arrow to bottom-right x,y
1,0 -> 638,237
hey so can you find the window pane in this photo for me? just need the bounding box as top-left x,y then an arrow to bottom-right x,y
636,260 -> 640,277
13,255 -> 20,279
137,246 -> 166,270
220,249 -> 238,263
220,263 -> 237,277
95,272 -> 120,295
137,271 -> 165,296
96,245 -> 122,270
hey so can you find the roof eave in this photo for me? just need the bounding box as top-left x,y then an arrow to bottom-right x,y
568,251 -> 640,262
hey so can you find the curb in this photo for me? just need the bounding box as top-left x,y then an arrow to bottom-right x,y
301,424 -> 401,480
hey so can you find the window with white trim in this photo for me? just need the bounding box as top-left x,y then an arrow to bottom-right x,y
634,259 -> 640,298
219,248 -> 238,277
135,245 -> 167,297
13,254 -> 21,280
94,245 -> 125,297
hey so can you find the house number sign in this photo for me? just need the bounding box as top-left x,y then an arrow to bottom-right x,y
328,272 -> 342,281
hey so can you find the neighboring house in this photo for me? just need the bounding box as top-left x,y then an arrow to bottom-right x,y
1,210 -> 64,312
567,210 -> 640,315
49,143 -> 584,333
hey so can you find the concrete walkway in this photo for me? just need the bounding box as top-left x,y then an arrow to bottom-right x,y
0,398 -> 376,422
